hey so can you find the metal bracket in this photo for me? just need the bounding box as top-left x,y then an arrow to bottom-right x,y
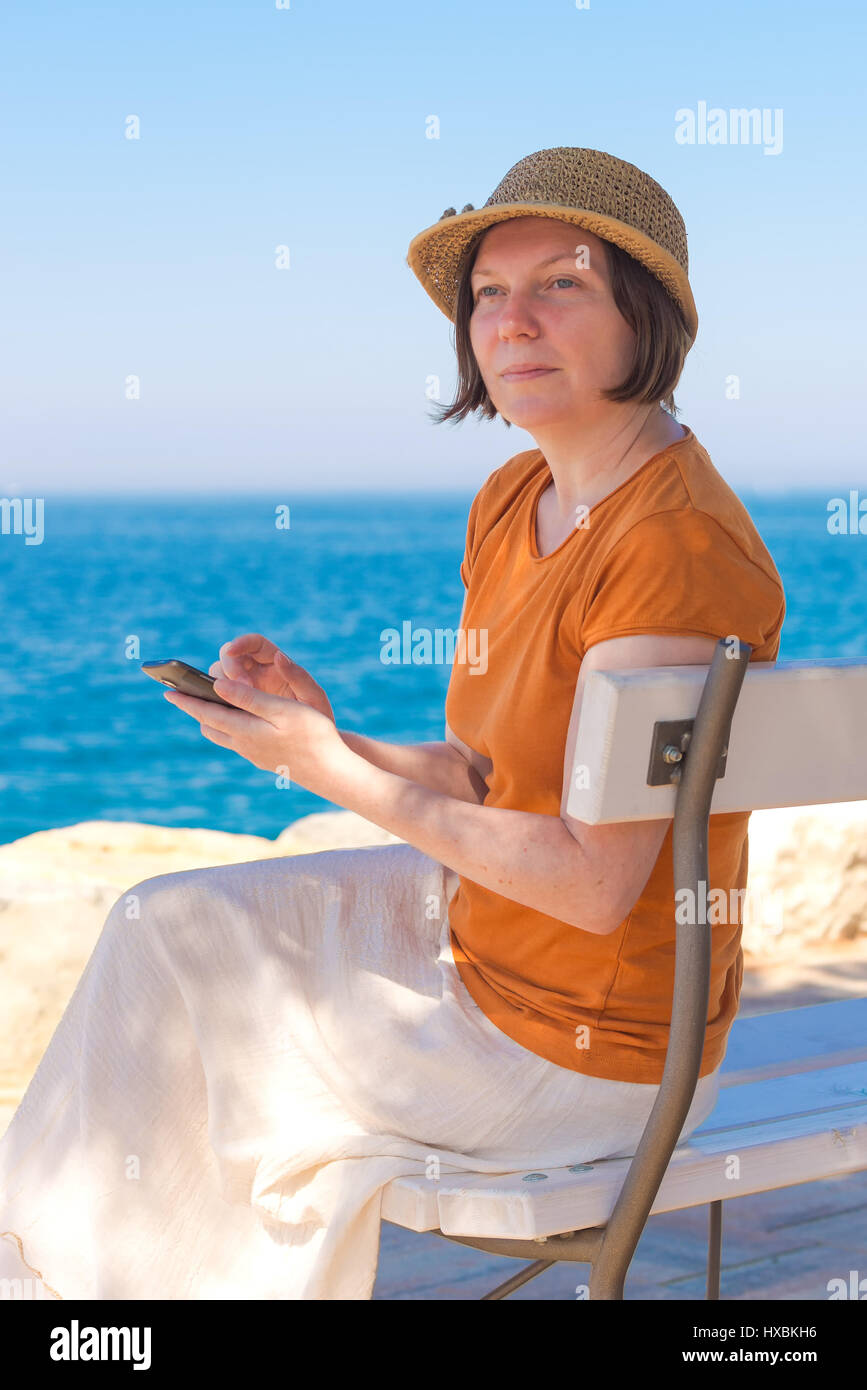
646,718 -> 729,787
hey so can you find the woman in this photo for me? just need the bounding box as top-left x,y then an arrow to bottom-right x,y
0,147 -> 785,1300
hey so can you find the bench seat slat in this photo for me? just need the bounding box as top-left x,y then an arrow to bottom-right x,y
381,1050 -> 867,1237
720,998 -> 867,1086
430,1109 -> 867,1239
382,1108 -> 867,1238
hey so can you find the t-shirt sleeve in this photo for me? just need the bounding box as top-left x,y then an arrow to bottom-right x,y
459,484 -> 486,590
579,509 -> 786,654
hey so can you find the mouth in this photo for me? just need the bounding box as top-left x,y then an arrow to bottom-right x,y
500,367 -> 557,381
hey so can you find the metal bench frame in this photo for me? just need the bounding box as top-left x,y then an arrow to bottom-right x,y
425,637 -> 752,1299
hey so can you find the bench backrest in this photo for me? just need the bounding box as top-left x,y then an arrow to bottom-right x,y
566,657 -> 867,825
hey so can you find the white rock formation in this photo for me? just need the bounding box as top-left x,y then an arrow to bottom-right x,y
741,800 -> 867,955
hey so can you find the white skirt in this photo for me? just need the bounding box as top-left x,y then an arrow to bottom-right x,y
0,841 -> 721,1300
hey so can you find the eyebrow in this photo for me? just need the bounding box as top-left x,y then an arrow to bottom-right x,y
470,251 -> 593,282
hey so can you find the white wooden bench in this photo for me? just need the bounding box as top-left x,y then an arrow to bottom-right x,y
380,645 -> 867,1299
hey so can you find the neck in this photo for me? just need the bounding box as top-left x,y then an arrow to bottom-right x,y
532,404 -> 686,519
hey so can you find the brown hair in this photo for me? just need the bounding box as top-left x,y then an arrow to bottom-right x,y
428,231 -> 692,427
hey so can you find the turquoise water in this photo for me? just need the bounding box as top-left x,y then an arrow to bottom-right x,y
1,490 -> 864,845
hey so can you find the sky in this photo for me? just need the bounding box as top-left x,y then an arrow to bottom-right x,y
1,0 -> 865,496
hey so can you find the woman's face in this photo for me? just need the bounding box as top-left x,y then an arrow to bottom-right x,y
468,217 -> 637,430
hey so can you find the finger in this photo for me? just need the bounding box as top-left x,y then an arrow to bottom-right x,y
276,650 -> 316,693
275,652 -> 331,715
220,634 -> 274,681
218,640 -> 246,681
163,688 -> 252,732
199,724 -> 234,747
212,675 -> 285,726
212,654 -> 254,685
222,633 -> 275,664
274,649 -> 300,692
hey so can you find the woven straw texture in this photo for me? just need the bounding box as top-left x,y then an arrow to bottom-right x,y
406,146 -> 698,341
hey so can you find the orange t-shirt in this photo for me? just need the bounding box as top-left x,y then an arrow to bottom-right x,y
444,425 -> 786,1084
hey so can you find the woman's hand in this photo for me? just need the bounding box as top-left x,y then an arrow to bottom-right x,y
208,633 -> 336,724
162,674 -> 346,797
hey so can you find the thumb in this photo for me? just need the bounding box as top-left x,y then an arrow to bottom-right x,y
276,650 -> 298,678
277,651 -> 335,721
212,675 -> 281,723
277,650 -> 323,699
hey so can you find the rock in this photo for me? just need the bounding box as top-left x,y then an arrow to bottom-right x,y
741,801 -> 867,955
0,820 -> 276,910
0,811 -> 402,910
274,811 -> 402,853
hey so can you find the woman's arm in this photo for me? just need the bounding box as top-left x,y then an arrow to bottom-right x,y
171,632 -> 717,937
315,741 -> 623,934
314,633 -> 724,938
335,730 -> 488,805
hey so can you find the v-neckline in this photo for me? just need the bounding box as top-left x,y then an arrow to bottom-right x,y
527,426 -> 693,562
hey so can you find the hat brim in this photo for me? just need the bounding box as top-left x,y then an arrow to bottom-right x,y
406,203 -> 698,342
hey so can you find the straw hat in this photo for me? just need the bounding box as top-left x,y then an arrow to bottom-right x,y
406,146 -> 698,342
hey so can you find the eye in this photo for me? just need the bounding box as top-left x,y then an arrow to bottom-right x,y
473,276 -> 581,303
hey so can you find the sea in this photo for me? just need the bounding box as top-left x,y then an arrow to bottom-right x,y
0,490 -> 864,846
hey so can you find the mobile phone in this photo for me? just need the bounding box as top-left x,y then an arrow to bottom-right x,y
141,658 -> 235,707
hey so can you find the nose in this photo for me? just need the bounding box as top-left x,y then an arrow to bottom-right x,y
495,293 -> 542,338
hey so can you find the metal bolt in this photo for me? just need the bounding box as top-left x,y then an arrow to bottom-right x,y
662,745 -> 683,764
